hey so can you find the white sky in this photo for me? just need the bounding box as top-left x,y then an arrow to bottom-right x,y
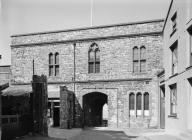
0,0 -> 171,65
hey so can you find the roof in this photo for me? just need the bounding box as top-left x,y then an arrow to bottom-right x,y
162,0 -> 174,32
11,19 -> 164,37
2,85 -> 32,96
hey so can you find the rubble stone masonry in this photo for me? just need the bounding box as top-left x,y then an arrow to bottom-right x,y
11,19 -> 164,128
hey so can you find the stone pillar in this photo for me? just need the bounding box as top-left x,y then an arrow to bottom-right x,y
60,86 -> 69,129
32,75 -> 48,136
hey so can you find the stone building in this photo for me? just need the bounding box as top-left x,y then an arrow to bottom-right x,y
10,19 -> 164,129
163,0 -> 192,134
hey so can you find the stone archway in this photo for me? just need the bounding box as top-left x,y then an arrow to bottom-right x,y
83,92 -> 107,127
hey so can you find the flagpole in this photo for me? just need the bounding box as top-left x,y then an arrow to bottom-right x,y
90,0 -> 93,27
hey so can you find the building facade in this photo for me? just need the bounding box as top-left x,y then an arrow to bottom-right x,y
10,19 -> 164,129
163,0 -> 192,133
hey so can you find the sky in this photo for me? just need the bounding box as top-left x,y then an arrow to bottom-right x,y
0,0 -> 171,65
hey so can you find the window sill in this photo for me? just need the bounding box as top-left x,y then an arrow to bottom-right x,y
169,73 -> 178,79
168,114 -> 178,119
170,29 -> 177,37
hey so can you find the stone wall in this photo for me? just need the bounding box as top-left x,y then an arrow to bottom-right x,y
11,35 -> 163,84
63,78 -> 159,128
60,86 -> 83,128
10,19 -> 164,129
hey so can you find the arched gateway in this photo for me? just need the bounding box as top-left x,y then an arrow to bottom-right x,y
83,92 -> 108,127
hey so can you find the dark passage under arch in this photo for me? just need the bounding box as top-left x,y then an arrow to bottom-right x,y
83,92 -> 108,127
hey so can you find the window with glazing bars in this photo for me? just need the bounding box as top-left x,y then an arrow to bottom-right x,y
49,52 -> 59,76
88,43 -> 100,73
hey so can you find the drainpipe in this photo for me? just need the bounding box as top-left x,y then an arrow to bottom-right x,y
73,43 -> 76,94
32,59 -> 35,75
117,90 -> 118,128
158,78 -> 161,129
73,43 -> 76,127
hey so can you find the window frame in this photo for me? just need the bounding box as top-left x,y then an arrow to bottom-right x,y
49,52 -> 59,77
136,92 -> 142,116
88,43 -> 100,73
169,84 -> 177,117
187,26 -> 192,67
133,46 -> 146,73
171,12 -> 177,36
133,46 -> 139,73
129,93 -> 135,116
170,41 -> 178,76
144,92 -> 149,117
140,46 -> 146,73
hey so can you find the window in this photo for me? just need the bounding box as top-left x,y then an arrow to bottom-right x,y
129,92 -> 150,117
133,46 -> 146,73
170,84 -> 177,116
170,41 -> 178,75
95,48 -> 100,73
49,53 -> 54,76
49,52 -> 59,76
133,47 -> 139,73
136,93 -> 142,116
88,43 -> 100,73
129,93 -> 135,116
144,92 -> 149,116
190,35 -> 192,66
187,26 -> 192,66
49,53 -> 54,65
171,12 -> 177,33
140,46 -> 146,72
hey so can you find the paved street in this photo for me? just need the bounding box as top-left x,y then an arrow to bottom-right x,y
14,128 -> 139,140
69,129 -> 138,140
13,127 -> 182,140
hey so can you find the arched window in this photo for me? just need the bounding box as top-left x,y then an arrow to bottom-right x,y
88,43 -> 100,73
133,46 -> 147,73
95,48 -> 100,73
48,52 -> 59,76
140,46 -> 146,72
136,93 -> 142,116
133,46 -> 139,60
129,93 -> 135,116
55,52 -> 59,64
133,47 -> 139,73
144,92 -> 149,116
89,49 -> 94,61
49,53 -> 54,76
88,49 -> 94,73
55,52 -> 59,76
49,53 -> 54,65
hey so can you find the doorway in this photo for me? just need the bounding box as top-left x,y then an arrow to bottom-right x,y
53,107 -> 60,127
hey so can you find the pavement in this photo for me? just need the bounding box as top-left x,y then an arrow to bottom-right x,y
13,127 -> 185,140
